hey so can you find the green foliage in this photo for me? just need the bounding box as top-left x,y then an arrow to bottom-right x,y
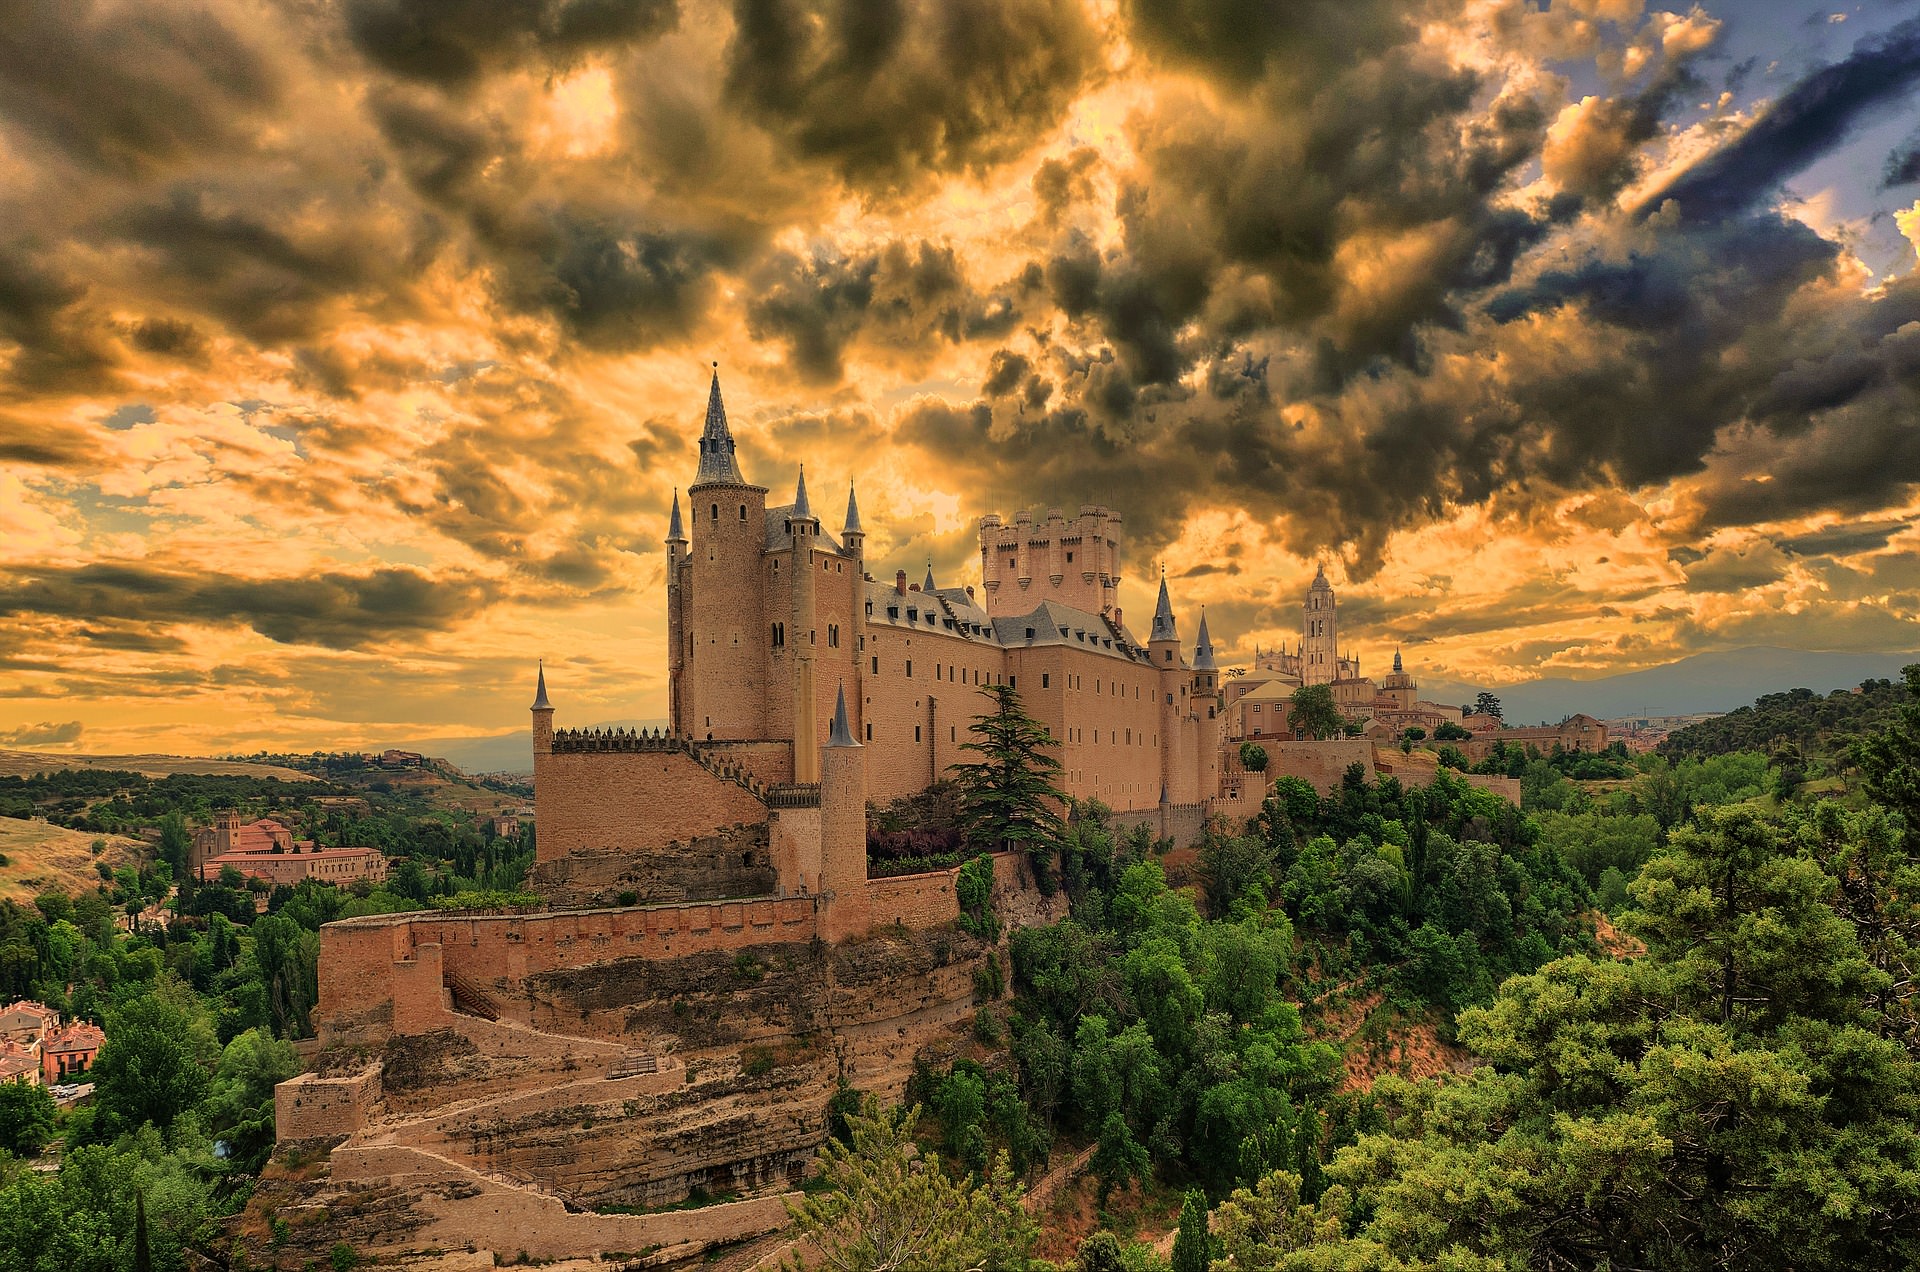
1238,743 -> 1269,773
1433,720 -> 1471,742
0,1080 -> 56,1157
1171,1189 -> 1211,1272
1286,686 -> 1348,741
1855,664 -> 1920,846
949,686 -> 1068,887
329,1243 -> 359,1272
92,983 -> 217,1135
1232,796 -> 1920,1270
1664,675 -> 1912,764
781,1099 -> 1035,1272
957,853 -> 1000,940
1472,691 -> 1503,720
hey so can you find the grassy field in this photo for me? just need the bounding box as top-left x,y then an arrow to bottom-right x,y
0,818 -> 146,903
0,750 -> 314,781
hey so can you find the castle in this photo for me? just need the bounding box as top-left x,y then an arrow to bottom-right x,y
521,368 -> 1229,934
266,373 -> 1568,1264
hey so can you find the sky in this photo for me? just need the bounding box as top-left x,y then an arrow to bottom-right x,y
3,0 -> 1920,757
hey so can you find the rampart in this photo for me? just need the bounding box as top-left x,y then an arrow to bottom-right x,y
533,745 -> 768,862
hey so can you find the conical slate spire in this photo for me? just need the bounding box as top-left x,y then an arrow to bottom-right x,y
828,684 -> 857,747
1194,609 -> 1217,670
531,662 -> 552,711
923,559 -> 937,592
693,365 -> 746,486
1150,568 -> 1178,641
843,482 -> 862,535
793,465 -> 813,520
667,489 -> 686,542
1392,648 -> 1403,674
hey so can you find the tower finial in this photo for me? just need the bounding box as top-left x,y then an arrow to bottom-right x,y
843,480 -> 863,537
693,366 -> 746,486
531,660 -> 552,711
828,682 -> 857,747
793,464 -> 813,520
1151,571 -> 1177,641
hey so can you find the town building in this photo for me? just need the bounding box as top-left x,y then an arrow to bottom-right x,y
192,811 -> 388,888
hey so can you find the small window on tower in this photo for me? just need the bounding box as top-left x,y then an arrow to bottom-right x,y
872,655 -> 879,674
711,503 -> 719,521
1066,552 -> 1073,562
739,505 -> 747,520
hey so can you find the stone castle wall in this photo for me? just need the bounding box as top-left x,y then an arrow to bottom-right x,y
533,748 -> 766,863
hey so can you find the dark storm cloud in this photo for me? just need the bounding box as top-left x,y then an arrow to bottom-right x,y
1775,520 -> 1910,559
1122,0 -> 1418,85
0,0 -> 277,172
722,0 -> 1102,192
0,721 -> 84,747
747,240 -> 1022,381
0,563 -> 503,651
1883,137 -> 1920,187
344,0 -> 680,86
1646,15 -> 1920,224
0,248 -> 120,395
370,90 -> 737,351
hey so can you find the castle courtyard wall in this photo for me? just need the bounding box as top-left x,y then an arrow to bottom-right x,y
533,748 -> 767,862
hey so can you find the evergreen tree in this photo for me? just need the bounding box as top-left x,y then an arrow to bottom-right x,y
782,1099 -> 1034,1272
1172,1189 -> 1212,1272
949,686 -> 1067,886
1473,691 -> 1503,720
1854,663 -> 1920,845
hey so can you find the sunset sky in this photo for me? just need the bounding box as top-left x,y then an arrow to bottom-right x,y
3,0 -> 1920,756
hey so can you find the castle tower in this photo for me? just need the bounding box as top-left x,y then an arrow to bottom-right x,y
530,662 -> 554,757
1147,570 -> 1191,806
842,482 -> 864,562
685,366 -> 770,741
818,686 -> 869,942
1302,563 -> 1339,686
978,504 -> 1124,618
1192,609 -> 1220,702
788,467 -> 821,783
665,490 -> 688,733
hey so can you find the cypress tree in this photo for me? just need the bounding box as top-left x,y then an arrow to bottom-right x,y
1172,1188 -> 1211,1272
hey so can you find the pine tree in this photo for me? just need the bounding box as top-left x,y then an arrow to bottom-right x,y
949,685 -> 1068,887
1172,1189 -> 1212,1272
1854,663 -> 1920,845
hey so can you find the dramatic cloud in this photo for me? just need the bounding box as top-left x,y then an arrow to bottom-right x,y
0,721 -> 84,747
1,0 -> 1917,753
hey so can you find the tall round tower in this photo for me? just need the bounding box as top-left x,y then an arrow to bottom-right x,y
685,366 -> 770,741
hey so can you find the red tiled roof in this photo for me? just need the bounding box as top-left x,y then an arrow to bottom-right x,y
46,1022 -> 104,1054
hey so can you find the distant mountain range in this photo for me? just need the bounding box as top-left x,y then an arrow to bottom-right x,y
1426,647 -> 1920,727
400,719 -> 668,776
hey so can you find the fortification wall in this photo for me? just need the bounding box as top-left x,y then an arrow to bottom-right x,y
1109,801 -> 1211,846
530,822 -> 776,907
700,739 -> 795,788
277,1065 -> 381,1140
1265,739 -> 1377,794
534,748 -> 766,862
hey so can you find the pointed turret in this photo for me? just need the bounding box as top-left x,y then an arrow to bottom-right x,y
923,560 -> 937,592
792,465 -> 814,521
1150,568 -> 1178,642
843,482 -> 862,536
1194,609 -> 1217,670
692,364 -> 746,486
667,489 -> 686,543
531,661 -> 551,711
829,683 -> 858,747
1393,648 -> 1403,674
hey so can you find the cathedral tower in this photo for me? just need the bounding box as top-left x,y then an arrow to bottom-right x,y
1302,563 -> 1339,686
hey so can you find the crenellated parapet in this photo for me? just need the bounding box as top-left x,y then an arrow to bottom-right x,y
550,726 -> 686,754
